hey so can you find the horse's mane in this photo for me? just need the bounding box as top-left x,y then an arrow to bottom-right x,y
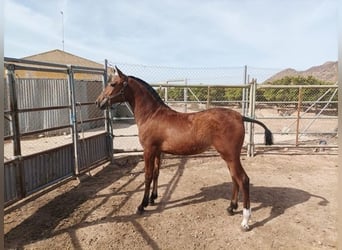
129,76 -> 168,107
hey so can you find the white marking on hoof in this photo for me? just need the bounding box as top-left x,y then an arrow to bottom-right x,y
241,208 -> 251,231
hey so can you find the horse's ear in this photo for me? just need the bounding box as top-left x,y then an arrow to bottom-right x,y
115,66 -> 126,79
107,67 -> 115,82
107,74 -> 113,83
108,67 -> 115,75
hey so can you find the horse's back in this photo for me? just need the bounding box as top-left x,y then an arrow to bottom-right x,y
140,107 -> 245,155
197,107 -> 245,143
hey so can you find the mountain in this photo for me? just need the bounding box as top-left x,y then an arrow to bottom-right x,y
265,61 -> 338,83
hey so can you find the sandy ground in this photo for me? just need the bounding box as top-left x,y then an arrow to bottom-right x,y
4,105 -> 338,249
4,152 -> 338,249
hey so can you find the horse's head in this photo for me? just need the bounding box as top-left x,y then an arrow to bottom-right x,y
95,66 -> 128,109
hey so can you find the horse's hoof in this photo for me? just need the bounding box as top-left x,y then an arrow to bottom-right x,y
149,200 -> 155,206
136,206 -> 144,215
227,207 -> 235,216
241,224 -> 250,232
240,220 -> 251,232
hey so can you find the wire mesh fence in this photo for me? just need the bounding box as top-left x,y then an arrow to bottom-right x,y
110,62 -> 281,85
74,79 -> 106,138
106,62 -> 338,154
254,84 -> 338,147
3,58 -> 338,206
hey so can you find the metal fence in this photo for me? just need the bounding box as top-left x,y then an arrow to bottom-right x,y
159,81 -> 337,155
107,62 -> 336,155
250,81 -> 338,155
4,59 -> 338,206
4,58 -> 112,206
110,79 -> 338,156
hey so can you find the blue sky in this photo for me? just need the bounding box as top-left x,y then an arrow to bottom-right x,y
4,0 -> 337,73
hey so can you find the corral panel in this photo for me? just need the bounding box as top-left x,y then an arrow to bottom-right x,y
4,160 -> 20,205
23,145 -> 74,195
78,133 -> 110,171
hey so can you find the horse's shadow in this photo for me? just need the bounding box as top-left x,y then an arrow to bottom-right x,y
5,155 -> 329,249
155,181 -> 328,230
4,155 -> 143,249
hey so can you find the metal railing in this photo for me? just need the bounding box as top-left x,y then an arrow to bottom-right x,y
4,58 -> 113,206
111,80 -> 338,156
4,57 -> 338,206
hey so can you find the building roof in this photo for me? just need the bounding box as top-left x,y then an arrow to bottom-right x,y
23,49 -> 104,69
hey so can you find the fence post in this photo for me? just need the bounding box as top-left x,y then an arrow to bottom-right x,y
6,64 -> 26,197
103,60 -> 114,162
247,79 -> 256,157
242,65 -> 247,116
296,87 -> 303,146
165,81 -> 168,103
6,65 -> 21,158
207,86 -> 211,109
184,79 -> 188,112
67,65 -> 80,176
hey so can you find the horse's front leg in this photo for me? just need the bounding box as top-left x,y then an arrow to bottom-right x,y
150,152 -> 161,205
137,148 -> 156,214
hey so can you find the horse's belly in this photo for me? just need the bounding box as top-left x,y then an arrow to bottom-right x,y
161,140 -> 210,155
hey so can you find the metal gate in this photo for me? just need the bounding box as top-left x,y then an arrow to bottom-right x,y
4,58 -> 113,206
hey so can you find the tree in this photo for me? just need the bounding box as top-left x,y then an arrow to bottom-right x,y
262,76 -> 334,103
225,88 -> 243,101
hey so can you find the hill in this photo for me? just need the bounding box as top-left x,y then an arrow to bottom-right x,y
265,61 -> 338,83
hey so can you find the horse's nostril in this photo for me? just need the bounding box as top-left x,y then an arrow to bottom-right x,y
97,97 -> 109,109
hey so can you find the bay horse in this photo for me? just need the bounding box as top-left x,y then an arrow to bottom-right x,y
96,67 -> 273,231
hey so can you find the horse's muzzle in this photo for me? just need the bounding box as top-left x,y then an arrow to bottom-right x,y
95,97 -> 109,110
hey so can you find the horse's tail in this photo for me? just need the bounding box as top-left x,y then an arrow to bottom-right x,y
242,116 -> 273,145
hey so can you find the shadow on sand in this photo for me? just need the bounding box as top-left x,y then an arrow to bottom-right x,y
5,155 -> 328,249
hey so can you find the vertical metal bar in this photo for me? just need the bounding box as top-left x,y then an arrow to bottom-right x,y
104,60 -> 109,133
67,65 -> 80,175
6,64 -> 26,197
251,79 -> 256,156
248,79 -> 256,157
6,65 -> 21,157
242,65 -> 247,115
184,79 -> 188,112
296,87 -> 303,146
247,80 -> 252,157
245,74 -> 250,117
207,86 -> 210,109
165,81 -> 168,103
103,60 -> 114,162
245,85 -> 249,114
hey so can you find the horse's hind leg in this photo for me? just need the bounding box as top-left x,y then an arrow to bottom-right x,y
228,158 -> 251,231
150,152 -> 161,205
227,178 -> 239,215
221,153 -> 251,231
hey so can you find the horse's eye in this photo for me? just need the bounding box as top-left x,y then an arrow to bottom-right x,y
110,83 -> 116,87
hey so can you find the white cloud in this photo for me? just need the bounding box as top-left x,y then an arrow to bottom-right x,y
4,1 -> 63,56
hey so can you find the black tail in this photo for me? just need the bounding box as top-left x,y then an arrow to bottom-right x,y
242,116 -> 273,145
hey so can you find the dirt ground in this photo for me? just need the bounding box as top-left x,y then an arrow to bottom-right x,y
4,152 -> 338,249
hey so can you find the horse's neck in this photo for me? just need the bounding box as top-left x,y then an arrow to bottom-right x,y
126,82 -> 167,126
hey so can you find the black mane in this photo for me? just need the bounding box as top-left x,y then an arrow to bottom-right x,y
129,76 -> 168,107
